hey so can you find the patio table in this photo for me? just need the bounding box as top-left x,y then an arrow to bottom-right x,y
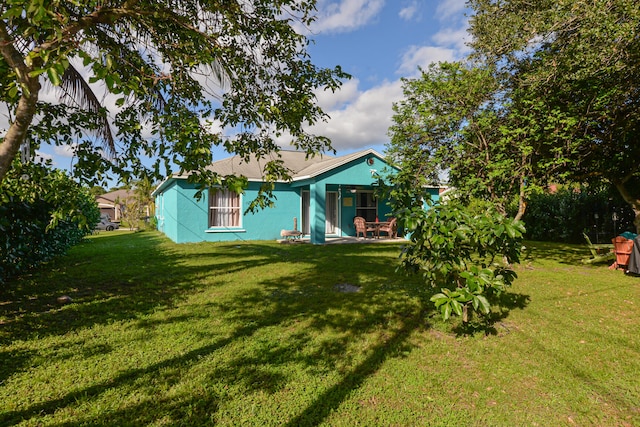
365,221 -> 389,239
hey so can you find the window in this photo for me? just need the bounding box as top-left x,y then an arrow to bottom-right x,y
209,189 -> 241,227
356,191 -> 377,222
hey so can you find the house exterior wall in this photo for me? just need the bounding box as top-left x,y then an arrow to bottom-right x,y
155,180 -> 303,243
153,151 -> 440,244
155,180 -> 181,242
236,182 -> 301,241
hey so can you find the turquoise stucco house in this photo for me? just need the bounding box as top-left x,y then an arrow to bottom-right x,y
152,149 -> 440,244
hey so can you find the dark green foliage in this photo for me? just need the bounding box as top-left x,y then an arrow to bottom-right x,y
522,188 -> 635,244
0,161 -> 99,283
1,0 -> 348,198
467,0 -> 640,230
388,1 -> 640,230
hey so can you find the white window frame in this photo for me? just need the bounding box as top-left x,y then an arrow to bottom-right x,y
208,188 -> 242,228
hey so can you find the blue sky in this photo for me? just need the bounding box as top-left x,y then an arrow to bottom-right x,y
293,0 -> 470,155
32,0 -> 470,181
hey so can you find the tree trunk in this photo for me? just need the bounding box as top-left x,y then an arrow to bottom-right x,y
0,23 -> 42,183
613,180 -> 640,234
0,88 -> 40,182
513,170 -> 527,222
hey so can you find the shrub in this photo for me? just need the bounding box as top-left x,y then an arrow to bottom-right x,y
398,197 -> 525,323
0,161 -> 99,283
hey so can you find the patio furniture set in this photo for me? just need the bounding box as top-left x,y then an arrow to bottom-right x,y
354,217 -> 397,239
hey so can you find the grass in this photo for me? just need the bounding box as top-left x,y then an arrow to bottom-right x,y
1,232 -> 639,426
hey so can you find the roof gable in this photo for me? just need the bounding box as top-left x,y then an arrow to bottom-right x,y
204,150 -> 338,180
292,149 -> 395,180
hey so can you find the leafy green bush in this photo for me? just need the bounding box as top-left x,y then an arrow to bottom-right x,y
0,161 -> 99,283
398,197 -> 525,323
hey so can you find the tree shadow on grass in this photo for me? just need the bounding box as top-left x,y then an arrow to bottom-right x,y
61,392 -> 221,427
0,233 -> 308,342
0,323 -> 252,425
283,311 -> 424,427
3,237 -> 554,426
522,240 -> 595,266
0,232 -> 316,386
452,291 -> 531,337
0,235 -> 432,426
1,233 -> 182,340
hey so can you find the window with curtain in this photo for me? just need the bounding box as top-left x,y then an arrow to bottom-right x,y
209,189 -> 241,227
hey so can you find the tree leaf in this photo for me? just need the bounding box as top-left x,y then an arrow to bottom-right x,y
46,68 -> 61,86
475,295 -> 491,314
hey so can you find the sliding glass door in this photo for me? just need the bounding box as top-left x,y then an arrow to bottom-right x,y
302,191 -> 339,235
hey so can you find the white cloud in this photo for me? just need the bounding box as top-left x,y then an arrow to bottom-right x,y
314,78 -> 360,111
431,27 -> 471,53
311,0 -> 385,34
307,78 -> 403,150
53,145 -> 76,158
394,0 -> 471,77
397,45 -> 457,77
435,0 -> 468,21
399,1 -> 420,21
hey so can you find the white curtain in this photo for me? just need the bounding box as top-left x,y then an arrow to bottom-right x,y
325,192 -> 338,234
209,189 -> 240,227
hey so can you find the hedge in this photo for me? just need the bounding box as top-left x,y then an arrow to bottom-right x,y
0,162 -> 99,283
522,188 -> 635,244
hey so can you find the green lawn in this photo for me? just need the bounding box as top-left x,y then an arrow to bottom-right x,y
1,232 -> 639,426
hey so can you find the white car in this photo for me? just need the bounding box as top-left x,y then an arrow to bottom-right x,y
95,218 -> 120,231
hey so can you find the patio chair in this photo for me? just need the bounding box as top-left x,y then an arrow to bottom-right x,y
354,216 -> 375,238
610,236 -> 634,270
581,232 -> 615,265
378,217 -> 398,239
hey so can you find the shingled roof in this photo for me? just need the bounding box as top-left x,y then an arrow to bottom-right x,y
205,148 -> 383,181
152,149 -> 386,196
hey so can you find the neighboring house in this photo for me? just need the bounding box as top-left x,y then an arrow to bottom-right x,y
152,149 -> 441,244
96,189 -> 153,223
95,189 -> 132,222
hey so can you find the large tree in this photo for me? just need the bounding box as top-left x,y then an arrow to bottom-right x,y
387,62 -> 530,326
0,0 -> 347,189
468,0 -> 640,231
387,62 -> 538,221
389,0 -> 640,231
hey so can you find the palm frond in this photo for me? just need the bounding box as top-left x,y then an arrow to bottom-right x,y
59,64 -> 116,158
